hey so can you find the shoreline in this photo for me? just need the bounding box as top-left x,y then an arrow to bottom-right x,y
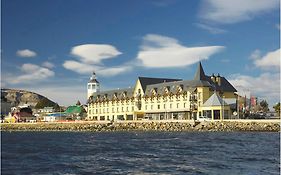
1,120 -> 280,132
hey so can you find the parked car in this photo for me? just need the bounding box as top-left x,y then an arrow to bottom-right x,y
197,116 -> 211,121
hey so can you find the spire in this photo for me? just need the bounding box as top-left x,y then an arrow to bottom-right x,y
194,62 -> 206,80
89,71 -> 99,83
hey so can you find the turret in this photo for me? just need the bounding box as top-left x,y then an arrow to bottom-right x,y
87,71 -> 100,98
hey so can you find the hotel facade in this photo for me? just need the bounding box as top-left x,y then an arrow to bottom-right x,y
87,62 -> 237,121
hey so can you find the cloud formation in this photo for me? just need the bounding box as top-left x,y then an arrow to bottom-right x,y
42,61 -> 55,69
229,72 -> 280,105
5,63 -> 54,84
71,44 -> 122,64
16,49 -> 37,57
136,34 -> 225,67
63,44 -> 130,77
254,49 -> 280,69
200,0 -> 278,24
194,23 -> 226,34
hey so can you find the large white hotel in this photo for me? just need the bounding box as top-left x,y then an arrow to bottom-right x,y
87,62 -> 237,121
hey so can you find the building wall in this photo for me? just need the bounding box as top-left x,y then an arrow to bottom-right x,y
87,82 -> 236,121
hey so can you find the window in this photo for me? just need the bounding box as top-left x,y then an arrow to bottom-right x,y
170,104 -> 172,109
151,105 -> 153,110
127,107 -> 129,112
89,110 -> 91,114
177,103 -> 179,108
112,108 -> 114,112
145,105 -> 147,110
132,106 -> 134,111
184,103 -> 186,108
158,105 -> 160,109
164,104 -> 166,109
117,107 -> 119,112
96,109 -> 98,114
88,84 -> 91,89
92,84 -> 96,89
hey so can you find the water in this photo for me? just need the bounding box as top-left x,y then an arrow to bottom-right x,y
1,131 -> 280,175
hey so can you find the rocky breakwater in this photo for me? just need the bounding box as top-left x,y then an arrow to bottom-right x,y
1,120 -> 280,132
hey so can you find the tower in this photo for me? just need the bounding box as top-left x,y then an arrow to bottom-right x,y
87,71 -> 100,99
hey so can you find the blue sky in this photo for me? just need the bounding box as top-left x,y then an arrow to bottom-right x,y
1,0 -> 280,108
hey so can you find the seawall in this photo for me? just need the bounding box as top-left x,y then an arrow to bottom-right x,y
1,120 -> 280,132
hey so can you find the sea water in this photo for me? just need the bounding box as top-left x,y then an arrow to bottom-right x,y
1,131 -> 280,175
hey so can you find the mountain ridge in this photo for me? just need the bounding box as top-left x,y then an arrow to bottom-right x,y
1,88 -> 56,107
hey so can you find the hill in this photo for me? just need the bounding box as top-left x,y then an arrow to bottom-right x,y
1,88 -> 58,108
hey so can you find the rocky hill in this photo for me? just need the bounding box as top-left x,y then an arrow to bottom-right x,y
1,88 -> 56,107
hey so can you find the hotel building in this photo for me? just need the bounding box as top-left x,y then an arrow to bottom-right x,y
87,62 -> 237,121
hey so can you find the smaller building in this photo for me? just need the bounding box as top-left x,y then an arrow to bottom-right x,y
198,92 -> 230,120
38,107 -> 55,113
43,113 -> 67,122
65,105 -> 86,120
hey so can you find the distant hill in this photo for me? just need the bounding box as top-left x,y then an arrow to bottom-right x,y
1,88 -> 57,108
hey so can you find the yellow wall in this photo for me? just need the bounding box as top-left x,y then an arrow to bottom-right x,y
87,79 -> 236,121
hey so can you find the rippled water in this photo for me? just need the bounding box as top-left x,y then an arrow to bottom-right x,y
1,131 -> 280,175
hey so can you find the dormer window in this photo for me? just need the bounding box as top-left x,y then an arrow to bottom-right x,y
177,85 -> 183,93
164,86 -> 170,94
122,92 -> 127,98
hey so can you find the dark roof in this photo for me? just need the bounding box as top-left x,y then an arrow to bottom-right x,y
144,79 -> 212,96
91,88 -> 134,102
205,76 -> 237,92
194,62 -> 237,92
194,62 -> 207,81
138,77 -> 182,92
88,79 -> 99,83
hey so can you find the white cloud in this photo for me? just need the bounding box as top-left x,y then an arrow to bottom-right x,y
200,0 -> 279,24
42,61 -> 55,69
71,44 -> 122,64
137,34 -> 225,67
16,49 -> 37,57
63,44 -> 130,77
4,63 -> 54,84
229,72 -> 280,106
194,23 -> 226,34
254,49 -> 280,69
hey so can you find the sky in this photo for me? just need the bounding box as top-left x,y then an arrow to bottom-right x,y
1,0 -> 280,108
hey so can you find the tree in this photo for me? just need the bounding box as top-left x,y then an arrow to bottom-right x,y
35,98 -> 57,109
260,100 -> 269,112
273,102 -> 280,115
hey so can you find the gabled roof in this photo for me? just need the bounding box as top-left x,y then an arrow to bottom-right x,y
202,93 -> 228,107
138,77 -> 181,92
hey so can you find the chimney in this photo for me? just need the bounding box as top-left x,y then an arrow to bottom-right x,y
211,73 -> 216,83
216,73 -> 221,86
